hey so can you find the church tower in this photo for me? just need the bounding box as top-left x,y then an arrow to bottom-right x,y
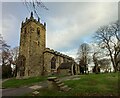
18,12 -> 46,77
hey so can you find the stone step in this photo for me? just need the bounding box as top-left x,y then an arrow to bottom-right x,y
32,91 -> 39,95
47,77 -> 57,81
65,87 -> 71,92
58,83 -> 64,87
60,85 -> 68,91
54,78 -> 59,82
56,80 -> 62,84
60,85 -> 72,92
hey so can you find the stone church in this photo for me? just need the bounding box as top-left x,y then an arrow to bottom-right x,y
17,12 -> 79,77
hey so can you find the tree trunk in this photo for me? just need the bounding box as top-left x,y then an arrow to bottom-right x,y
110,55 -> 116,72
107,43 -> 117,72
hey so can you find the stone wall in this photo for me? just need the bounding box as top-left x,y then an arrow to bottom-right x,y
43,48 -> 74,75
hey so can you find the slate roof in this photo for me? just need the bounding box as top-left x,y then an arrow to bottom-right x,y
58,62 -> 73,69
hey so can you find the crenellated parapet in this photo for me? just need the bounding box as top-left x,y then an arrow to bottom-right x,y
21,12 -> 46,30
44,48 -> 74,60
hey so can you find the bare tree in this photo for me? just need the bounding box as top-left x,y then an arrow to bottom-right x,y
10,47 -> 19,77
1,39 -> 11,66
98,58 -> 111,73
10,47 -> 19,64
94,21 -> 120,72
0,34 -> 13,78
77,43 -> 90,74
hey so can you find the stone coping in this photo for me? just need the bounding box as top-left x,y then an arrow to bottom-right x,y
44,48 -> 74,60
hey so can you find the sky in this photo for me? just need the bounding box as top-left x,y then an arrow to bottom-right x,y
1,0 -> 118,59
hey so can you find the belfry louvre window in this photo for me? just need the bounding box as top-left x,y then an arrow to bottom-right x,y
37,28 -> 40,36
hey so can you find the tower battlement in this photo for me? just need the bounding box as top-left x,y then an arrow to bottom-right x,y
21,12 -> 46,30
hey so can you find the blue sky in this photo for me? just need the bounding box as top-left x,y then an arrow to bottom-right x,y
1,1 -> 118,58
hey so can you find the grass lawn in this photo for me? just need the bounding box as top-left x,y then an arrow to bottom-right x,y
63,72 -> 119,96
2,76 -> 47,88
2,74 -> 66,88
27,72 -> 119,96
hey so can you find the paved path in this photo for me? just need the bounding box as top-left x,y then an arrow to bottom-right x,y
2,87 -> 33,96
2,81 -> 48,96
2,75 -> 80,96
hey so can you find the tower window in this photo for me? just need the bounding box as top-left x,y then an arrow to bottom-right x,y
25,28 -> 27,33
37,28 -> 40,36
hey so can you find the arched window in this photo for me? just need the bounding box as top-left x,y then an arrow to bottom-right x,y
51,57 -> 56,69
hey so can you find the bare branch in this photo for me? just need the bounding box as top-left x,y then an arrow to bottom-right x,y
94,21 -> 120,72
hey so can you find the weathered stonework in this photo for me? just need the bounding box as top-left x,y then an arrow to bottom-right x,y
17,12 -> 77,77
43,48 -> 74,75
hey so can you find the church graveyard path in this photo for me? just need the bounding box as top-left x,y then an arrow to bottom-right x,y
2,75 -> 80,96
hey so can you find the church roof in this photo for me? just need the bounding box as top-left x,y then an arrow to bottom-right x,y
44,48 -> 74,60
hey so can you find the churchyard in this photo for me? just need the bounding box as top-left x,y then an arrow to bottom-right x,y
1,2 -> 120,97
2,72 -> 119,96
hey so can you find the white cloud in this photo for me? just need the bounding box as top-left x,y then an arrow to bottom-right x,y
1,2 -> 118,58
2,14 -> 20,47
46,2 -> 118,51
61,48 -> 78,59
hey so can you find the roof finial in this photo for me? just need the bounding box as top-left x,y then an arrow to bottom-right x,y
30,12 -> 33,18
26,17 -> 28,21
21,21 -> 24,26
44,22 -> 46,28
